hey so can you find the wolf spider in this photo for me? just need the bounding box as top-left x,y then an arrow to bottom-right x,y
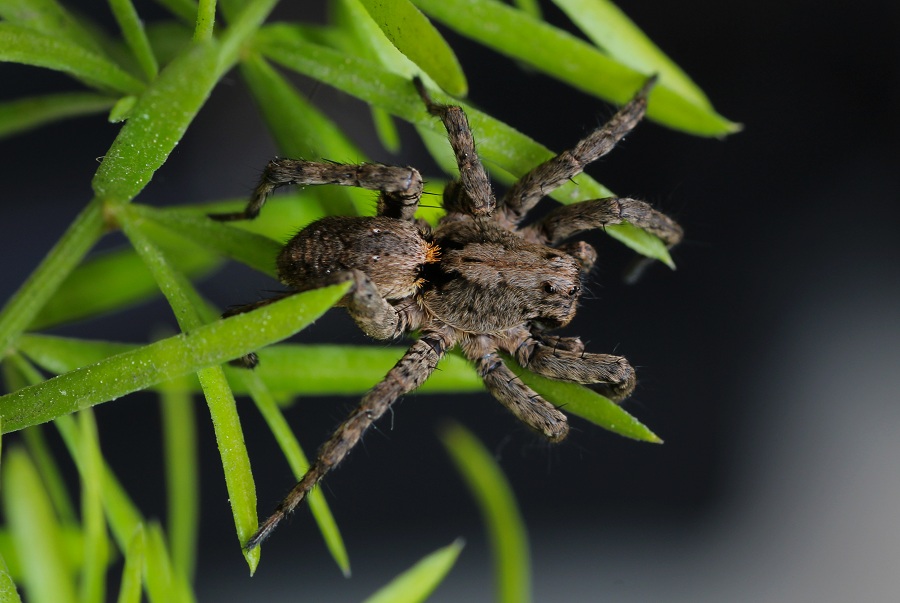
211,76 -> 683,549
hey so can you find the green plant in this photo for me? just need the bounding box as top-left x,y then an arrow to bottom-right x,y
0,0 -> 736,600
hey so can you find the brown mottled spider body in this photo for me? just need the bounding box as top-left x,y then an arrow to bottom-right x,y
211,77 -> 683,549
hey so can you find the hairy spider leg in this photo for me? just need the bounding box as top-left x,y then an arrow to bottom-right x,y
507,329 -> 637,402
500,76 -> 658,227
414,77 -> 496,218
245,326 -> 456,550
527,196 -> 684,249
209,160 -> 424,222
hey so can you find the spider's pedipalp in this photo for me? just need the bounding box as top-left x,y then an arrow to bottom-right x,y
246,326 -> 456,550
414,78 -> 496,218
501,76 -> 657,226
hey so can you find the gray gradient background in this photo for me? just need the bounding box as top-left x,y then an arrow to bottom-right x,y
2,1 -> 899,600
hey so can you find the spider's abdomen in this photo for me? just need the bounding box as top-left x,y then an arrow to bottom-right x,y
277,216 -> 435,300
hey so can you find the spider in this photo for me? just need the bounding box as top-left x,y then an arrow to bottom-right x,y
211,76 -> 683,550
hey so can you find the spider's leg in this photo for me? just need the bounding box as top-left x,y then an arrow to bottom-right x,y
500,76 -> 656,226
245,326 -> 456,550
340,269 -> 424,340
463,337 -> 569,442
414,78 -> 496,218
209,160 -> 423,222
526,196 -> 683,249
512,335 -> 636,403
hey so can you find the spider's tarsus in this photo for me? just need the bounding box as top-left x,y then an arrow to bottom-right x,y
244,511 -> 285,551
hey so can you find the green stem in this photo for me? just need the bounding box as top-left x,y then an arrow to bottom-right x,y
0,198 -> 105,357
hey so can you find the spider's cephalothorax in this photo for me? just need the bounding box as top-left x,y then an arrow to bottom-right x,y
211,77 -> 683,549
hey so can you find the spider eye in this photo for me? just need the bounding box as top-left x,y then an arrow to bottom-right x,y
567,285 -> 579,296
543,283 -> 556,295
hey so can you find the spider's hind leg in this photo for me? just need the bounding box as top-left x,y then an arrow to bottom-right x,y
245,326 -> 456,550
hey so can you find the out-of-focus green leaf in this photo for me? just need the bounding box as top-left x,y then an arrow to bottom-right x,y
552,0 -> 712,109
0,92 -> 116,139
0,0 -> 107,56
363,539 -> 464,603
2,448 -> 78,603
358,0 -> 467,95
109,0 -> 159,79
441,423 -> 530,603
412,0 -> 740,136
115,526 -> 145,603
0,23 -> 144,94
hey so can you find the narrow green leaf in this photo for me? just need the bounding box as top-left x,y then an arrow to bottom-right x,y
358,0 -> 467,95
127,203 -> 281,277
109,0 -> 160,79
91,39 -> 219,203
16,335 -> 483,397
0,23 -> 144,94
153,0 -> 199,24
123,212 -> 259,570
239,52 -> 368,216
254,29 -> 673,264
372,106 -> 402,153
194,0 -> 217,41
29,239 -> 221,330
18,335 -> 137,376
22,426 -> 78,525
217,0 -> 281,76
237,370 -> 350,575
0,198 -> 105,360
0,282 -> 350,432
246,345 -> 482,396
0,548 -> 23,603
412,0 -> 739,136
363,539 -> 464,603
77,410 -> 109,603
0,0 -> 108,57
2,448 -> 78,603
440,423 -> 531,603
116,526 -> 145,603
511,363 -> 662,443
144,523 -> 195,603
159,379 -> 199,580
552,0 -> 710,108
0,92 -> 116,139
54,415 -> 143,554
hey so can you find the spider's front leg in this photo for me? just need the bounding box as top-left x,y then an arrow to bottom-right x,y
209,160 -> 424,222
500,76 -> 657,226
527,196 -> 683,249
246,326 -> 456,550
414,77 -> 496,218
510,332 -> 636,402
463,336 -> 570,442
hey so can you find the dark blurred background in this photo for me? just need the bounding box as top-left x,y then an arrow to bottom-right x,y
2,1 -> 899,600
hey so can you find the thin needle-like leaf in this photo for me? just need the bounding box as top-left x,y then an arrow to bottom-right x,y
109,0 -> 160,79
358,0 -> 467,95
0,92 -> 116,140
2,448 -> 78,603
237,370 -> 351,576
77,410 -> 109,603
115,526 -> 145,603
362,539 -> 464,603
441,423 -> 531,603
0,23 -> 144,94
